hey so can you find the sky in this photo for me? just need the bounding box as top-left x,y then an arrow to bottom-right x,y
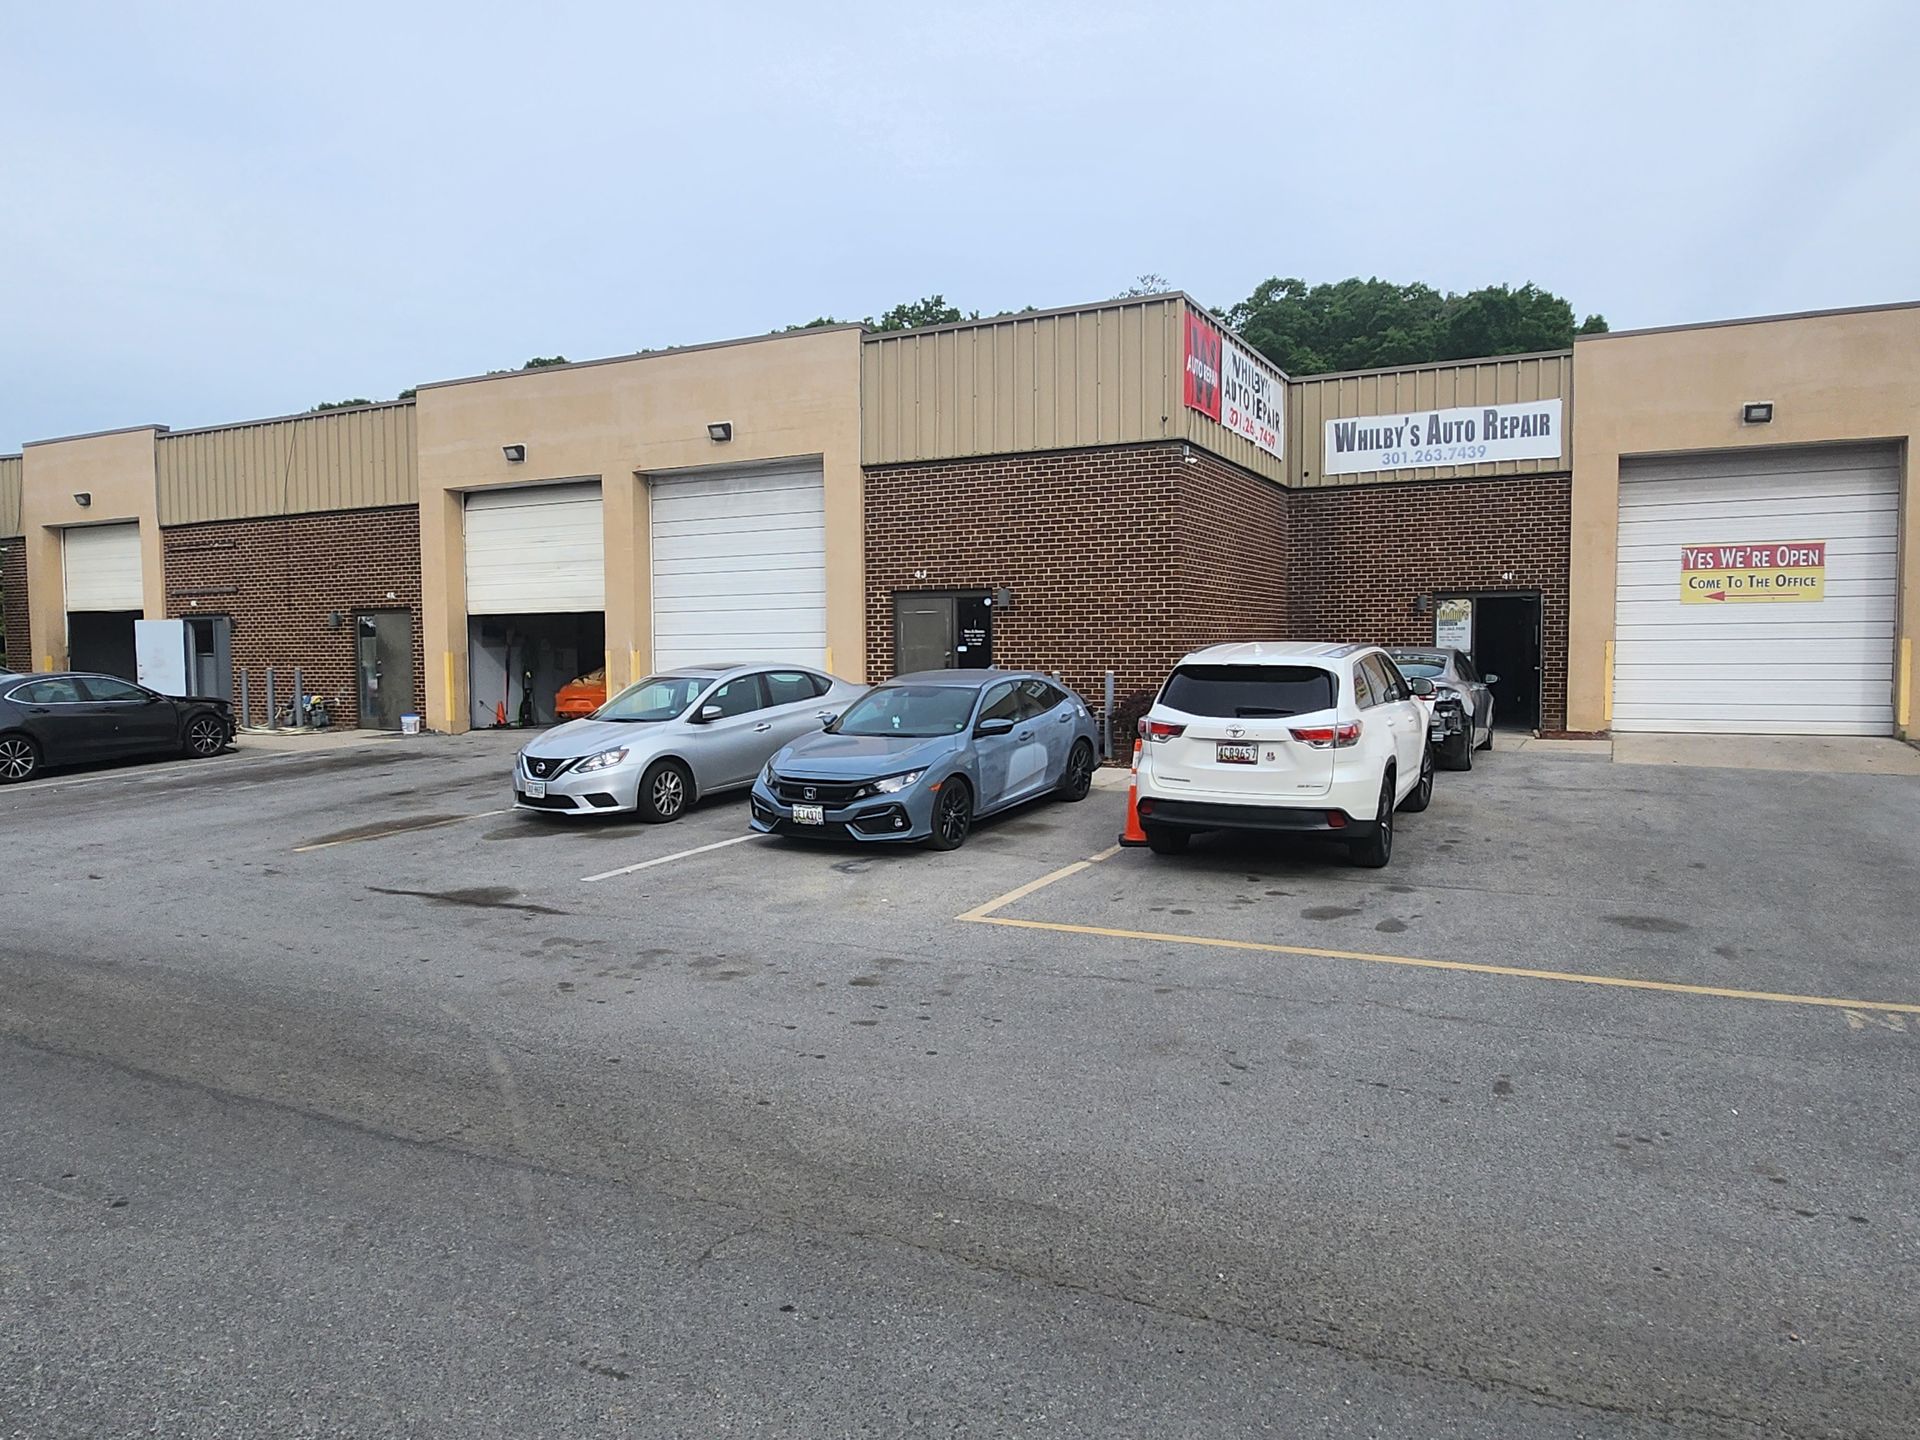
3,0 -> 1916,451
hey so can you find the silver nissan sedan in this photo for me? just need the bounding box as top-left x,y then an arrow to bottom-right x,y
513,662 -> 865,821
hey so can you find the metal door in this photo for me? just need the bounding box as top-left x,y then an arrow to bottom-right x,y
357,611 -> 413,730
187,616 -> 232,700
895,595 -> 954,674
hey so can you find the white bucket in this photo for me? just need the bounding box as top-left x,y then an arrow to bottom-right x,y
400,713 -> 422,736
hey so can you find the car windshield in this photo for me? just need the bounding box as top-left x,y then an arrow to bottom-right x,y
1388,652 -> 1450,679
594,674 -> 712,722
1161,664 -> 1337,718
833,684 -> 977,738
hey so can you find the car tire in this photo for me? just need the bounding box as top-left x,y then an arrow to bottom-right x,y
0,733 -> 41,784
181,712 -> 228,759
1144,824 -> 1189,856
1478,723 -> 1494,752
1056,740 -> 1095,802
1348,769 -> 1395,869
1399,746 -> 1434,813
636,759 -> 693,823
1439,731 -> 1473,771
927,778 -> 973,851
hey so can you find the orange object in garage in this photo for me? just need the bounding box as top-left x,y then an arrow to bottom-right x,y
554,667 -> 607,720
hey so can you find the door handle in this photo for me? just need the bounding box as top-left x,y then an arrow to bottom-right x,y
754,722 -> 773,732
1057,713 -> 1072,723
1016,730 -> 1033,741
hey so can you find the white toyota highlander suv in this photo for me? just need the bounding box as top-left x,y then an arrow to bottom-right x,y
1126,642 -> 1435,867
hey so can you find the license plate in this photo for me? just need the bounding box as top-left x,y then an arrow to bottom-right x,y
1216,743 -> 1258,765
793,803 -> 825,825
523,778 -> 547,799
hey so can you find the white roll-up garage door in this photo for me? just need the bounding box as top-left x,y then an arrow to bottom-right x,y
650,462 -> 827,671
62,522 -> 143,612
464,482 -> 604,614
1613,444 -> 1899,735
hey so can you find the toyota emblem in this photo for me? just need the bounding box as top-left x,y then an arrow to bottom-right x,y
1227,724 -> 1245,739
803,786 -> 817,801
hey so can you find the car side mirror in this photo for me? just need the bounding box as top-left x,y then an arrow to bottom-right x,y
820,713 -> 837,729
1407,677 -> 1436,698
695,704 -> 722,723
975,717 -> 1015,737
1483,673 -> 1500,685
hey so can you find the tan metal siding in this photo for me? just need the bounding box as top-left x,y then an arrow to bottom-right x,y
0,455 -> 21,536
1290,352 -> 1572,487
156,402 -> 418,525
861,298 -> 1182,465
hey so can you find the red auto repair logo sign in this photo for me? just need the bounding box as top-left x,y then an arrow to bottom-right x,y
1183,311 -> 1222,421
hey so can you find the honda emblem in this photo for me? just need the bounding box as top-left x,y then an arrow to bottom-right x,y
803,786 -> 817,801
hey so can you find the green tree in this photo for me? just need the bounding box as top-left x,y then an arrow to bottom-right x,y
1225,277 -> 1607,376
311,397 -> 372,411
1114,273 -> 1172,298
396,387 -> 417,400
521,356 -> 569,369
783,295 -> 982,333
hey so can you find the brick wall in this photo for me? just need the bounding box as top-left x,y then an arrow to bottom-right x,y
1288,475 -> 1572,732
161,507 -> 425,728
1175,451 -> 1290,653
0,539 -> 26,671
863,442 -> 1290,742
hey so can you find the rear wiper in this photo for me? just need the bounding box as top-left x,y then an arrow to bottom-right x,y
1234,706 -> 1295,717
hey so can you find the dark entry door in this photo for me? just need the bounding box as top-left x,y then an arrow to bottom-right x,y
1473,594 -> 1541,730
186,616 -> 233,700
357,610 -> 413,730
68,611 -> 140,680
895,595 -> 955,674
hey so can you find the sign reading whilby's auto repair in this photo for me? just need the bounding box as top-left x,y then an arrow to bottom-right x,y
1680,541 -> 1827,603
1322,398 -> 1562,476
1183,311 -> 1284,462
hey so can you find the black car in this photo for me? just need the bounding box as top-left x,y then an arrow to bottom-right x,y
0,672 -> 233,783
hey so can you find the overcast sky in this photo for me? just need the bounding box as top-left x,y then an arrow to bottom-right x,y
4,1 -> 1916,451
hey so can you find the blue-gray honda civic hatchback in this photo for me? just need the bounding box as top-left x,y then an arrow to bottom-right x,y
750,669 -> 1100,850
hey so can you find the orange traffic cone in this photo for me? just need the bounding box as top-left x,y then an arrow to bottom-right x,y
495,700 -> 507,727
1117,739 -> 1148,846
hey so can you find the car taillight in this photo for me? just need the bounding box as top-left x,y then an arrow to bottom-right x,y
1138,718 -> 1186,743
1290,721 -> 1363,749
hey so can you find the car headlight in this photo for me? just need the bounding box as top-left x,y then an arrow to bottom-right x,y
761,759 -> 777,786
574,747 -> 629,773
866,769 -> 925,796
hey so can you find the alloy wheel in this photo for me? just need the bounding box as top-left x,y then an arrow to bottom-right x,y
1379,776 -> 1394,860
652,769 -> 686,817
0,737 -> 35,781
188,718 -> 225,756
938,788 -> 970,846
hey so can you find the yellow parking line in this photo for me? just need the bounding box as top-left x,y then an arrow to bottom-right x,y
953,848 -> 1920,1017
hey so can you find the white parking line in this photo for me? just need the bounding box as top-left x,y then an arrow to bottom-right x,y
581,833 -> 762,883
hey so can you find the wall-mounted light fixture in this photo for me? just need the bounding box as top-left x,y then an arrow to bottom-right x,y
706,421 -> 733,443
73,491 -> 92,508
1414,592 -> 1434,614
502,444 -> 527,462
1741,401 -> 1774,425
991,586 -> 1014,611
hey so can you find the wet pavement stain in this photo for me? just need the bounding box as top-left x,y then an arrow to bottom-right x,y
1603,915 -> 1692,934
1375,918 -> 1408,934
303,814 -> 466,847
366,885 -> 564,916
1301,905 -> 1362,920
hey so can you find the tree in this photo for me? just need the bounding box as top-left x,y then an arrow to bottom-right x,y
396,388 -> 417,400
311,398 -> 371,411
521,356 -> 569,369
782,295 -> 981,333
1115,273 -> 1172,298
1224,277 -> 1607,376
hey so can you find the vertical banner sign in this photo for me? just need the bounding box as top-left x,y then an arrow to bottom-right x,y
1183,310 -> 1285,463
1219,336 -> 1285,461
1183,311 -> 1222,421
1680,542 -> 1827,603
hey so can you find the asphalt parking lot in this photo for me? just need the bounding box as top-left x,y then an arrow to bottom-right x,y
4,731 -> 1917,1438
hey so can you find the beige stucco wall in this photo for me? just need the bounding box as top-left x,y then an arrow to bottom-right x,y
1569,305 -> 1920,736
20,426 -> 165,670
415,328 -> 865,733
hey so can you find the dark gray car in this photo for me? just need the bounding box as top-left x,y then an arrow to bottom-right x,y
1387,647 -> 1496,770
